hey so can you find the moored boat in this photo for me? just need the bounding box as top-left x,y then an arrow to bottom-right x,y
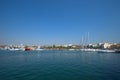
8,48 -> 20,51
80,49 -> 99,52
25,48 -> 31,51
115,50 -> 120,53
97,49 -> 116,53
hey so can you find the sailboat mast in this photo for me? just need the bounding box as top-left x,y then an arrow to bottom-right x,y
88,32 -> 89,45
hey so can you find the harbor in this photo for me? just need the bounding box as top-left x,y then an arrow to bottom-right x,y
0,0 -> 120,80
0,42 -> 120,53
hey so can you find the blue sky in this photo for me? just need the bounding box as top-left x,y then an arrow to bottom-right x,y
0,0 -> 120,45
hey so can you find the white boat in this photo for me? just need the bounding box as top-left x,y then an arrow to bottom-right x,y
35,46 -> 44,51
80,49 -> 99,52
8,48 -> 20,51
97,49 -> 116,53
35,49 -> 44,51
19,48 -> 25,51
80,49 -> 116,53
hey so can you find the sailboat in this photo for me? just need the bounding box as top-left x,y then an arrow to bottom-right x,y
97,49 -> 115,53
79,32 -> 118,53
80,32 -> 97,52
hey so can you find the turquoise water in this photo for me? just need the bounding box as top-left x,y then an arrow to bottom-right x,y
0,50 -> 120,80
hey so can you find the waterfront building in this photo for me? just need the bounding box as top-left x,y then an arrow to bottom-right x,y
103,43 -> 112,49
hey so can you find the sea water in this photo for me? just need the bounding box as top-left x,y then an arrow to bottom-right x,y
0,50 -> 120,80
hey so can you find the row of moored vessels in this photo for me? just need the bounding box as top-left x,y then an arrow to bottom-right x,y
1,47 -> 120,53
80,49 -> 120,53
2,47 -> 44,51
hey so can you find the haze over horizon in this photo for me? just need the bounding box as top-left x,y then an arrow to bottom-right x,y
0,0 -> 120,45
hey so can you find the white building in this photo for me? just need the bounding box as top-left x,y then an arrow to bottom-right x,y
103,43 -> 112,49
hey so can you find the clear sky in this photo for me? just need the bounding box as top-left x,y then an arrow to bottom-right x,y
0,0 -> 120,45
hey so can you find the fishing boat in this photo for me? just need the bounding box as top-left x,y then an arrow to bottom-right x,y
25,48 -> 31,51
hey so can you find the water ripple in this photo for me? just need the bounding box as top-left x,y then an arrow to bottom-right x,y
0,50 -> 120,80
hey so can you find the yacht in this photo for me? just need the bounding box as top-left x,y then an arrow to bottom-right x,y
80,48 -> 99,52
97,49 -> 116,53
